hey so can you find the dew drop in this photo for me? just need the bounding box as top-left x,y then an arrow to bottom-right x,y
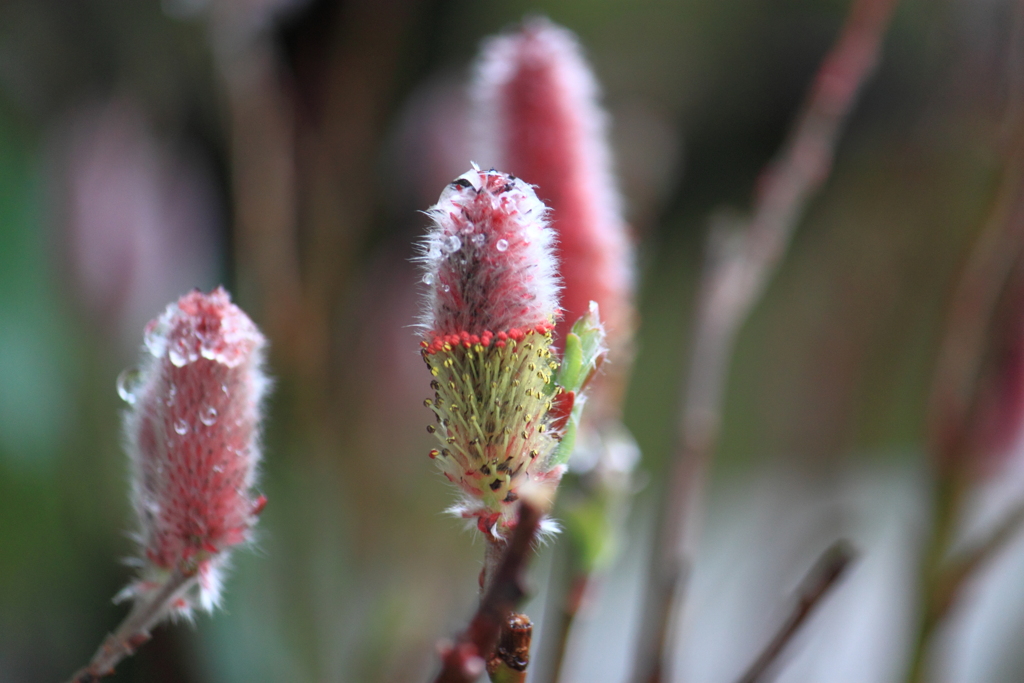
116,368 -> 141,405
442,284 -> 451,293
212,465 -> 224,473
471,234 -> 486,247
173,419 -> 189,436
444,235 -> 462,253
143,327 -> 167,359
168,347 -> 188,367
496,239 -> 509,252
422,272 -> 434,286
168,337 -> 197,367
200,405 -> 218,427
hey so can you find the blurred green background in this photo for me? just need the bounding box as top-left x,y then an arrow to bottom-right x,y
0,0 -> 1017,681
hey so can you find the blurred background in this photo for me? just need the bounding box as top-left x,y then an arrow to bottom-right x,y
0,0 -> 1021,681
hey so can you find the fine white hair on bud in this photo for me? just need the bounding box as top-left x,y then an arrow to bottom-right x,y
417,167 -> 567,539
418,165 -> 560,342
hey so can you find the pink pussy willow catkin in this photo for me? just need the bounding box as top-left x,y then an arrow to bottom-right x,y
123,286 -> 269,612
419,167 -> 568,539
473,17 -> 633,366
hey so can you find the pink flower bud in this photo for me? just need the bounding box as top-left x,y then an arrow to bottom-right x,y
472,18 -> 634,358
121,286 -> 269,612
419,166 -> 560,341
418,167 -> 565,538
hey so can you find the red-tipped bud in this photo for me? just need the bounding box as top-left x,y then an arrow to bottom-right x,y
121,286 -> 269,612
418,168 -> 565,538
472,18 -> 634,356
419,166 -> 560,341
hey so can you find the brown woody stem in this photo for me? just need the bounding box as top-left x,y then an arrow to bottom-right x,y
66,568 -> 196,683
432,502 -> 542,683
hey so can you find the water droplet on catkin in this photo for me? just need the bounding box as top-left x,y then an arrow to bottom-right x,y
174,419 -> 189,436
444,235 -> 462,253
200,406 -> 218,426
496,239 -> 509,252
168,347 -> 188,367
116,368 -> 141,405
422,272 -> 434,286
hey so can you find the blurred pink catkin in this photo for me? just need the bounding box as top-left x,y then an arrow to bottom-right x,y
472,18 -> 634,374
52,99 -> 221,354
123,287 -> 269,612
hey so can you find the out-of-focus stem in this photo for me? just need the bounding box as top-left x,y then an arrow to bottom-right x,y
295,0 -> 420,393
214,31 -> 303,366
631,0 -> 899,681
907,481 -> 1024,683
926,95 -> 1024,471
542,559 -> 589,683
66,568 -> 196,683
909,4 -> 1024,676
905,475 -> 965,683
734,541 -> 856,683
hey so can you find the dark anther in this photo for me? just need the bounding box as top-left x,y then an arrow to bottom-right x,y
489,479 -> 503,491
451,177 -> 473,189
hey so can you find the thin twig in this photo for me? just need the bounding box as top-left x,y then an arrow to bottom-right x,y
905,483 -> 1024,683
632,1 -> 899,681
66,568 -> 196,683
432,502 -> 542,683
734,541 -> 857,683
905,492 -> 1024,683
541,559 -> 589,683
946,498 -> 1024,602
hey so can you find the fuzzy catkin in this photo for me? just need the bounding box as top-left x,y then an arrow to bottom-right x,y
472,18 -> 633,356
418,167 -> 567,538
123,287 -> 269,612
